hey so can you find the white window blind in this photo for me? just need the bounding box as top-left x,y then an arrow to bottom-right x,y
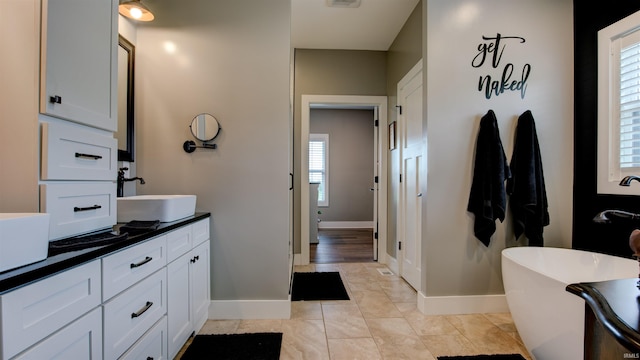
309,133 -> 329,206
619,30 -> 640,169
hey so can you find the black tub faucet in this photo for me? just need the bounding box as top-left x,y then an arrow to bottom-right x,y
117,167 -> 145,197
620,175 -> 640,186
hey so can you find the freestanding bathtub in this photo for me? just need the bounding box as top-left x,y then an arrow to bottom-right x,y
501,247 -> 637,360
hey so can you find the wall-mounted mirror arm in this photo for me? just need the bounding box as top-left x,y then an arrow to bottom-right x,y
183,140 -> 217,153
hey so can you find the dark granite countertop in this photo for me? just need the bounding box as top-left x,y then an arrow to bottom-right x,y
0,212 -> 211,295
567,278 -> 640,351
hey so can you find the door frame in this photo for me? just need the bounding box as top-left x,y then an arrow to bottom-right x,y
299,94 -> 388,265
396,59 -> 423,290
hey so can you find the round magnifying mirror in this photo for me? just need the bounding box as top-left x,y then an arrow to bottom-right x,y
190,113 -> 221,142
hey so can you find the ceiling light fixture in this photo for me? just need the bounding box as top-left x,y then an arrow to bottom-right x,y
119,0 -> 154,22
326,0 -> 361,8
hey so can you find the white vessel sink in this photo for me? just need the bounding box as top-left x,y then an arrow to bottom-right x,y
117,195 -> 197,223
0,213 -> 50,272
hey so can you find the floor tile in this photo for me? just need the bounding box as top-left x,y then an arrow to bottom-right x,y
184,262 -> 532,360
328,338 -> 382,360
322,303 -> 371,339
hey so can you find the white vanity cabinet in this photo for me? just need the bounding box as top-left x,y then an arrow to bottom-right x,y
0,260 -> 102,359
0,216 -> 210,359
40,0 -> 118,131
167,219 -> 211,359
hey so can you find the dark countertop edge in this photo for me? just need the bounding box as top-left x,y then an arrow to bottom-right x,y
566,281 -> 640,350
0,212 -> 211,294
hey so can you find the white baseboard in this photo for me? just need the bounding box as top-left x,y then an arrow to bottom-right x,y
417,291 -> 509,315
386,255 -> 399,275
208,299 -> 291,319
317,221 -> 374,229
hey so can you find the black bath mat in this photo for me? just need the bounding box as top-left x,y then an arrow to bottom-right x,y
291,271 -> 350,301
180,332 -> 282,360
438,355 -> 526,360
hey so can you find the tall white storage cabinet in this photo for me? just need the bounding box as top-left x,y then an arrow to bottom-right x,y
38,0 -> 119,240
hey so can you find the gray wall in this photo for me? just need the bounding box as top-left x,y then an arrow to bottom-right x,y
135,0 -> 291,300
385,1 -> 423,258
310,108 -> 375,222
293,49 -> 387,253
422,0 -> 573,298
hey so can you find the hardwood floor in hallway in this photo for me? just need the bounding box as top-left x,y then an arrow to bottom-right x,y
311,228 -> 375,263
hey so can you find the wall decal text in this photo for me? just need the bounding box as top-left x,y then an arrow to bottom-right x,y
472,33 -> 530,99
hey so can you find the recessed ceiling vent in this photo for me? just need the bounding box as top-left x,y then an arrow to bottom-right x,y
326,0 -> 361,8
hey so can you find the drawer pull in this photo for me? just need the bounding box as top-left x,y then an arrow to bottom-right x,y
131,301 -> 153,318
49,95 -> 62,104
130,256 -> 152,268
75,152 -> 103,160
190,255 -> 200,263
74,205 -> 102,212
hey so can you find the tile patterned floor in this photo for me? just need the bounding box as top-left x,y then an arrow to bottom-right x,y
180,262 -> 532,359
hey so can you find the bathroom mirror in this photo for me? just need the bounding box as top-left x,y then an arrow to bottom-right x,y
116,35 -> 135,162
190,113 -> 221,142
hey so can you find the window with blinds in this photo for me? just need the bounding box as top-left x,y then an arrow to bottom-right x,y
309,133 -> 329,206
619,30 -> 640,169
596,10 -> 640,194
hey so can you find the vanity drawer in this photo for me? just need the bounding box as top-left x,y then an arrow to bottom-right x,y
102,235 -> 166,300
119,315 -> 168,360
103,268 -> 167,360
193,218 -> 210,247
0,260 -> 101,360
12,307 -> 102,360
167,225 -> 192,263
40,181 -> 116,240
41,121 -> 117,181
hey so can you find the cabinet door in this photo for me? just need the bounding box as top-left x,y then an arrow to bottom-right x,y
167,251 -> 192,360
191,240 -> 210,332
40,0 -> 117,131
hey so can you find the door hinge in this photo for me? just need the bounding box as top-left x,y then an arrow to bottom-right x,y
398,241 -> 402,250
400,174 -> 402,183
374,119 -> 379,127
396,105 -> 402,115
374,176 -> 379,183
374,232 -> 378,240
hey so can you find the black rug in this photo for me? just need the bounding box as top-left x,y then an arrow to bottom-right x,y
438,355 -> 526,360
291,271 -> 350,301
180,333 -> 282,360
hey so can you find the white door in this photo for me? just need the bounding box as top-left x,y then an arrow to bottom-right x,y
397,60 -> 423,290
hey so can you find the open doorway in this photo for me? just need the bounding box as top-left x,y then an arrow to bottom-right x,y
299,95 -> 388,266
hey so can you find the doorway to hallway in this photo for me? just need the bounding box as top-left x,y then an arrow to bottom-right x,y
299,95 -> 388,266
311,228 -> 375,263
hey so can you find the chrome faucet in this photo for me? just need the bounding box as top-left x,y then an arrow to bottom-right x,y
117,167 -> 145,197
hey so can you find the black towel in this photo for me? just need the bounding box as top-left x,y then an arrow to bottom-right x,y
467,110 -> 511,246
507,110 -> 549,246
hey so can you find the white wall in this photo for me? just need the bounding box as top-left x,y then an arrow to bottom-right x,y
422,0 -> 573,302
135,0 -> 291,307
